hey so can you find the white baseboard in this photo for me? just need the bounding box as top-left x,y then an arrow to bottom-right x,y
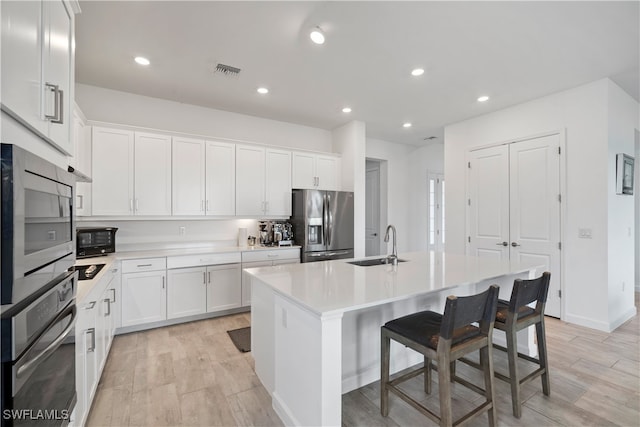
608,306 -> 637,331
564,313 -> 611,332
272,391 -> 303,427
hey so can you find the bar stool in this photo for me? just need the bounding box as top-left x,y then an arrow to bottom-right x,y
494,272 -> 551,418
380,285 -> 499,427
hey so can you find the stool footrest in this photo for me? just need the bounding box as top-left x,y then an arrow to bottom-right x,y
493,343 -> 541,365
388,366 -> 426,387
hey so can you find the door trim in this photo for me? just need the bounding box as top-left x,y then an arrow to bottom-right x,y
465,129 -> 566,320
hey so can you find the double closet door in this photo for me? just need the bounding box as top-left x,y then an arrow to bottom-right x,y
467,133 -> 561,317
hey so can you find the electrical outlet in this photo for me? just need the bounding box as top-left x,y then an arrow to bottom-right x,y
578,228 -> 592,239
179,226 -> 186,236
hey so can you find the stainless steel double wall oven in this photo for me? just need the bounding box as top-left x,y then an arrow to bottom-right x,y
1,144 -> 78,426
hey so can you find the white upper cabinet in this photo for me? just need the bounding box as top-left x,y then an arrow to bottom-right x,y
172,137 -> 206,215
1,0 -> 74,154
205,141 -> 236,216
134,132 -> 172,215
292,152 -> 340,190
92,127 -> 171,216
172,137 -> 235,216
72,104 -> 92,216
236,145 -> 291,217
92,127 -> 134,215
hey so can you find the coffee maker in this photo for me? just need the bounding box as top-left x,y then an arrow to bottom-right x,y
258,221 -> 273,246
258,220 -> 294,246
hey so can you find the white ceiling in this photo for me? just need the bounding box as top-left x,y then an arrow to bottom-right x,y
75,1 -> 639,146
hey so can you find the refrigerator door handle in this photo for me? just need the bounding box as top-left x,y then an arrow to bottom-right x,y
327,193 -> 332,246
323,192 -> 329,247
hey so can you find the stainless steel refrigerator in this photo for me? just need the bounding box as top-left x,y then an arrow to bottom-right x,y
291,189 -> 354,262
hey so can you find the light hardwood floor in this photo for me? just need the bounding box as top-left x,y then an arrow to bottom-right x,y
87,295 -> 639,427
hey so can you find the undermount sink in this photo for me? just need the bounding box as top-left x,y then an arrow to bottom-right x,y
347,257 -> 407,267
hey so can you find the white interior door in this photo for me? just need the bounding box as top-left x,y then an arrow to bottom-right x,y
365,162 -> 380,256
509,134 -> 561,317
468,146 -> 510,260
467,134 -> 562,318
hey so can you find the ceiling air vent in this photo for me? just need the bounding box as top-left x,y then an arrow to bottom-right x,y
214,63 -> 241,77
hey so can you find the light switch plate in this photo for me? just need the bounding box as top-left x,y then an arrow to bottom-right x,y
578,228 -> 592,239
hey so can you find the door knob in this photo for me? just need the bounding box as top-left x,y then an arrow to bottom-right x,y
495,242 -> 508,246
511,242 -> 521,247
372,233 -> 378,236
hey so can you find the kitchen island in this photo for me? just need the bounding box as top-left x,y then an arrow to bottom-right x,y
245,251 -> 542,426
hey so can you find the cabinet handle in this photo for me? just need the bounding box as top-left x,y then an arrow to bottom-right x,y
203,271 -> 207,284
496,242 -> 508,246
44,83 -> 60,122
110,288 -> 116,303
135,199 -> 139,211
84,301 -> 96,310
104,299 -> 111,317
162,276 -> 165,289
137,264 -> 152,268
111,268 -> 118,273
53,88 -> 64,124
208,271 -> 211,283
77,194 -> 83,209
86,328 -> 96,353
511,242 -> 521,247
206,200 -> 210,211
130,199 -> 134,212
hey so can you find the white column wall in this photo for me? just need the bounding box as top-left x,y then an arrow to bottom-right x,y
444,78 -> 638,331
332,121 -> 366,257
606,80 -> 639,328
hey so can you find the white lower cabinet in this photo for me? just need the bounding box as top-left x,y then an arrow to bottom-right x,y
121,258 -> 168,327
206,264 -> 241,312
241,249 -> 300,306
75,261 -> 119,427
167,266 -> 207,319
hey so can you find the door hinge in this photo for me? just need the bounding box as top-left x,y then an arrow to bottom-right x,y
558,146 -> 561,155
558,290 -> 562,298
468,161 -> 471,169
558,242 -> 562,250
468,236 -> 471,243
468,198 -> 471,206
558,194 -> 561,202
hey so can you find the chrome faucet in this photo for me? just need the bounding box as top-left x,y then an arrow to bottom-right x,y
384,224 -> 398,266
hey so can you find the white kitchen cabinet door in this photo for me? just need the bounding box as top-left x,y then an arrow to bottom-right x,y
75,297 -> 97,427
1,0 -> 74,154
172,137 -> 206,215
121,271 -> 167,327
206,264 -> 241,312
72,105 -> 92,216
167,267 -> 207,319
42,0 -> 72,154
106,264 -> 121,331
92,127 -> 135,215
292,152 -> 316,189
316,155 -> 339,190
236,144 -> 266,216
134,132 -> 172,215
1,1 -> 47,136
265,149 -> 292,216
206,141 -> 235,216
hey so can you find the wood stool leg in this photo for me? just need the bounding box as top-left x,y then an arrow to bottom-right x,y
381,330 -> 391,417
480,344 -> 497,427
424,356 -> 432,394
506,325 -> 522,418
536,320 -> 551,396
437,353 -> 453,427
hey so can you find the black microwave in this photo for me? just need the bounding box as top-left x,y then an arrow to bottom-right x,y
76,227 -> 118,258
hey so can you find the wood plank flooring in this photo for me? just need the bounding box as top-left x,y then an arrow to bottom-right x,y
87,295 -> 639,426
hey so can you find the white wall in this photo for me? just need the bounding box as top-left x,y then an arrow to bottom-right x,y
332,121 -> 366,257
607,80 -> 638,328
636,129 -> 640,291
75,84 -> 332,152
444,78 -> 638,332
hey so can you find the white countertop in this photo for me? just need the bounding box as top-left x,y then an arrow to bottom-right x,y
244,251 -> 543,316
74,245 -> 300,303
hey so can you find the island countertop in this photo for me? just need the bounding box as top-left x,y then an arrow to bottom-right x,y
244,251 -> 542,316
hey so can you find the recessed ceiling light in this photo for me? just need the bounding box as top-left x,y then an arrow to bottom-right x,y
257,87 -> 269,94
411,68 -> 424,76
477,95 -> 490,102
403,122 -> 412,128
342,107 -> 352,113
134,56 -> 150,66
310,27 -> 325,45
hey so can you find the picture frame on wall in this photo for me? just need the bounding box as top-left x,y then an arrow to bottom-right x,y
616,153 -> 634,195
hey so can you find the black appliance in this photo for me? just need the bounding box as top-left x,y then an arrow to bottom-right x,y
74,264 -> 106,281
0,270 -> 77,426
76,227 -> 117,259
1,144 -> 75,306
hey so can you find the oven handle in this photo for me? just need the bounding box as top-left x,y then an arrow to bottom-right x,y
16,303 -> 77,379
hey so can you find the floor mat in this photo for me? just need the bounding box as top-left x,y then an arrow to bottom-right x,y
227,326 -> 251,352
